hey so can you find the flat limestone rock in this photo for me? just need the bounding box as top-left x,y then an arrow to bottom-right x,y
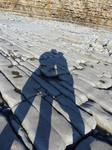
32,74 -> 60,97
75,136 -> 112,150
2,88 -> 25,109
10,116 -> 34,150
0,73 -> 25,108
7,56 -> 18,66
75,96 -> 82,105
45,95 -> 96,136
0,36 -> 34,60
18,61 -> 41,77
1,65 -> 29,91
21,77 -> 41,100
18,65 -> 33,76
0,12 -> 112,150
12,101 -> 71,150
72,70 -> 112,89
78,62 -> 112,80
49,81 -> 75,102
0,54 -> 12,68
65,51 -> 98,66
75,89 -> 88,104
19,61 -> 38,73
88,52 -> 112,63
71,75 -> 112,113
0,73 -> 14,91
0,113 -> 26,150
26,59 -> 40,68
59,75 -> 112,113
81,101 -> 112,135
58,81 -> 88,104
28,95 -> 81,145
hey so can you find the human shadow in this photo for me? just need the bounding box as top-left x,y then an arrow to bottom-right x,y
0,102 -> 27,150
0,50 -> 85,150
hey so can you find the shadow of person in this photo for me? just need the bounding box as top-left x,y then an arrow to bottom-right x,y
15,49 -> 85,150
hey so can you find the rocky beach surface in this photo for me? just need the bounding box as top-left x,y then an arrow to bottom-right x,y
0,11 -> 112,150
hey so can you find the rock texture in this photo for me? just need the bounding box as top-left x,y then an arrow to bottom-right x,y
0,11 -> 112,149
0,113 -> 27,150
75,136 -> 112,150
0,0 -> 112,30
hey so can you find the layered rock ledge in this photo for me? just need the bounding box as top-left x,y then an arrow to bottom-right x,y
0,0 -> 112,30
0,11 -> 112,150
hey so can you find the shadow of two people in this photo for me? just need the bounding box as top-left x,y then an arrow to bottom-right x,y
1,49 -> 85,150
21,49 -> 85,149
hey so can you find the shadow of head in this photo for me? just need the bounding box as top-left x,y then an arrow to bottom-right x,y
39,49 -> 69,78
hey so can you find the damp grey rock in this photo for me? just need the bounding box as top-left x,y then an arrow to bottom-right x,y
1,66 -> 29,92
0,55 -> 12,67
